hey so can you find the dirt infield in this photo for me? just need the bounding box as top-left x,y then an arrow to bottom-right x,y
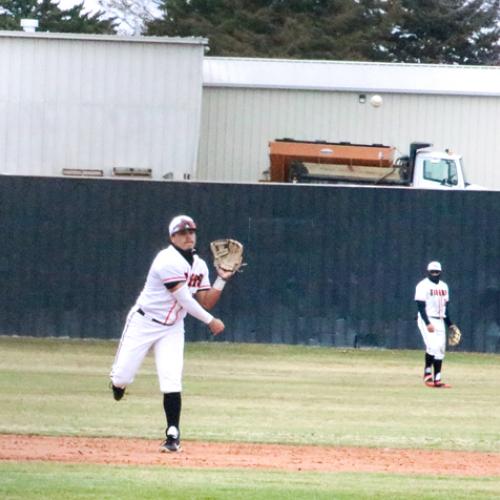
1,434 -> 499,476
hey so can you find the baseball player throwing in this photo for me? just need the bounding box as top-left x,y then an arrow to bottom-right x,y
414,261 -> 454,388
110,215 -> 235,452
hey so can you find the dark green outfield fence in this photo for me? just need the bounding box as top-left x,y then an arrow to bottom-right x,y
1,175 -> 500,353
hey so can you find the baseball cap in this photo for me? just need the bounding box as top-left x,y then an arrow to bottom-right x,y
168,215 -> 197,236
427,261 -> 442,272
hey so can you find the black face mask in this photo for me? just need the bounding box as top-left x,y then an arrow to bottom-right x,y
428,272 -> 441,284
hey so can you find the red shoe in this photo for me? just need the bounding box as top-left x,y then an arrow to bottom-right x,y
433,380 -> 452,388
423,374 -> 434,387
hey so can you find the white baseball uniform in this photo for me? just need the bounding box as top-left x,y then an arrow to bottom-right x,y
415,277 -> 449,360
110,245 -> 211,393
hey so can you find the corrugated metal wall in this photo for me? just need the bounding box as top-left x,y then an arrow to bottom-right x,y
0,33 -> 205,180
197,87 -> 500,189
1,175 -> 500,353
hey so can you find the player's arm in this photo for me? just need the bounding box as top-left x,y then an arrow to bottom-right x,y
416,300 -> 434,332
444,302 -> 452,328
195,268 -> 235,310
167,282 -> 224,335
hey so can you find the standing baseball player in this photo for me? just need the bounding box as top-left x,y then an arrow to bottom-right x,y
414,261 -> 454,388
110,215 -> 235,452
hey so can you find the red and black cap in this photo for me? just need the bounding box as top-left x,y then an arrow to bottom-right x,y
169,215 -> 197,236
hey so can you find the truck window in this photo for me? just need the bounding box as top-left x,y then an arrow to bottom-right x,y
423,159 -> 458,186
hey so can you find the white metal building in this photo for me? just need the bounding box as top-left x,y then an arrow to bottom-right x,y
0,31 -> 207,180
198,57 -> 500,188
3,34 -> 500,188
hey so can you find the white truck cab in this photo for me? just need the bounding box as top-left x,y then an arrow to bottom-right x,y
409,146 -> 485,190
411,147 -> 467,189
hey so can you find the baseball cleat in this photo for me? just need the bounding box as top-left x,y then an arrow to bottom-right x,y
423,374 -> 434,387
160,426 -> 182,453
433,380 -> 452,388
110,382 -> 125,401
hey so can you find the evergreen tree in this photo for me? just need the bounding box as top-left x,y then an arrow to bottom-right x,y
145,0 -> 500,64
267,0 -> 387,60
383,0 -> 500,64
145,0 -> 387,60
0,0 -> 117,34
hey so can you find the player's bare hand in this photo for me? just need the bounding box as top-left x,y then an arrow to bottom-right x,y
427,323 -> 435,333
216,267 -> 235,281
208,318 -> 225,336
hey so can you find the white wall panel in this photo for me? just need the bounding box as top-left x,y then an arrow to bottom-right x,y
203,56 -> 500,96
0,33 -> 206,180
198,87 -> 500,189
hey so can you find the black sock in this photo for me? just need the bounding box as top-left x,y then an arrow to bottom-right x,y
425,353 -> 434,374
433,359 -> 443,381
163,392 -> 182,432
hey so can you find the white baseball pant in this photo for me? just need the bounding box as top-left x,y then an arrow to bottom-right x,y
417,316 -> 446,360
110,308 -> 185,393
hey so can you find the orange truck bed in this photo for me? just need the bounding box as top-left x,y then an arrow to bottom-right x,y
269,140 -> 396,182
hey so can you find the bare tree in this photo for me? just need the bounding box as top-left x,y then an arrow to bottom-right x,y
98,0 -> 160,35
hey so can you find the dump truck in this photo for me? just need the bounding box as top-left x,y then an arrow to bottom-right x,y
268,139 -> 479,189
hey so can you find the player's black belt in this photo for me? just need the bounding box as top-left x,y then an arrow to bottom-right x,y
137,308 -> 165,325
429,316 -> 443,319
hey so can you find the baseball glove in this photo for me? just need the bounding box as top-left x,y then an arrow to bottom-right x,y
447,324 -> 462,347
210,239 -> 244,273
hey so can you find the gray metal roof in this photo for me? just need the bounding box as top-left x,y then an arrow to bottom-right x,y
0,30 -> 208,45
203,56 -> 500,96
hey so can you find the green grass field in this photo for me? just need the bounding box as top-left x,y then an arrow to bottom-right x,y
1,336 -> 499,499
